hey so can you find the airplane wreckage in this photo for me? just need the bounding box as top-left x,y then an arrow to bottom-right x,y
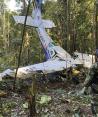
0,0 -> 95,80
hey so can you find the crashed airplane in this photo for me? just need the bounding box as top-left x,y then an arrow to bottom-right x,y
74,52 -> 95,68
0,0 -> 87,80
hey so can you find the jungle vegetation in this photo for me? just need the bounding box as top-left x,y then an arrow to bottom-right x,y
0,0 -> 96,70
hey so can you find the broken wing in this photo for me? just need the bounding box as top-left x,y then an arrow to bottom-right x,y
0,59 -> 71,80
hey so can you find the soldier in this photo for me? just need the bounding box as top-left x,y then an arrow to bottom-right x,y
81,51 -> 98,116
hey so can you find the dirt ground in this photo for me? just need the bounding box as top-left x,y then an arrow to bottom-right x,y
0,78 -> 93,117
36,81 -> 92,117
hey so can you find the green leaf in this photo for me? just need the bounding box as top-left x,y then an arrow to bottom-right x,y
23,102 -> 28,109
39,95 -> 52,105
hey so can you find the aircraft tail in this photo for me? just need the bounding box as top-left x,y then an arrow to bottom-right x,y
13,0 -> 55,28
13,16 -> 55,29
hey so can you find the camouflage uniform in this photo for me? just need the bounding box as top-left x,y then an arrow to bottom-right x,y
84,62 -> 98,116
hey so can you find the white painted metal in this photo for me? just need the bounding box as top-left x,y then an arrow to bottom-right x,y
0,59 -> 72,79
74,52 -> 95,68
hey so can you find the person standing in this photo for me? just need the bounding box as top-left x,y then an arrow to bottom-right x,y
81,52 -> 98,116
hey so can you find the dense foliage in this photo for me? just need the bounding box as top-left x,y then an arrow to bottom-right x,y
0,0 -> 96,70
